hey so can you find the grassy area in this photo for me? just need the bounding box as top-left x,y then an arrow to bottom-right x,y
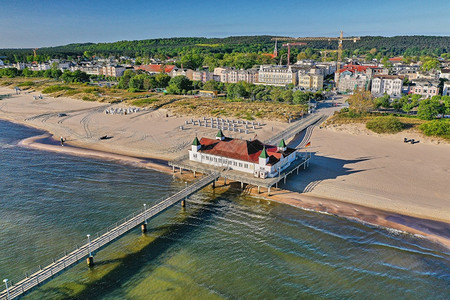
366,116 -> 404,134
132,98 -> 159,107
326,109 -> 426,130
166,98 -> 306,121
0,77 -> 306,121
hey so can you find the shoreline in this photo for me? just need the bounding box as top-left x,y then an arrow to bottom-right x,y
13,125 -> 450,249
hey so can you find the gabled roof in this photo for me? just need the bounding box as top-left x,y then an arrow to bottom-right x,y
134,64 -> 175,73
197,137 -> 295,166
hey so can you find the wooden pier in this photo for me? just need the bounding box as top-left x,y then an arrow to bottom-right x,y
0,173 -> 219,300
1,113 -> 325,299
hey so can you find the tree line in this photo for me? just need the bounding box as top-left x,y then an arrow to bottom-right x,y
1,35 -> 449,64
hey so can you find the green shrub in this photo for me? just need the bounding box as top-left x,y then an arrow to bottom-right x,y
82,96 -> 95,101
132,98 -> 159,107
17,81 -> 35,87
366,116 -> 404,134
419,120 -> 450,139
65,90 -> 82,96
42,85 -> 72,94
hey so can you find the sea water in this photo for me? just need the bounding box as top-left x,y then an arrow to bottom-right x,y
0,120 -> 448,299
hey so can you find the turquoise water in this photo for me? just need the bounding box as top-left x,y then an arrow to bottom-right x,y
0,120 -> 449,299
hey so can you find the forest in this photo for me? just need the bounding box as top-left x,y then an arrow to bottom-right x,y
1,35 -> 449,64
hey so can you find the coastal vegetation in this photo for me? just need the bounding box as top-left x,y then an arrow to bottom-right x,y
366,116 -> 404,134
419,119 -> 450,139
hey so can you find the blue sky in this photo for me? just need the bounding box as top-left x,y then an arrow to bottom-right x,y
0,0 -> 448,48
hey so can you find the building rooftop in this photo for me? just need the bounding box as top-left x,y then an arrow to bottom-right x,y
197,137 -> 296,166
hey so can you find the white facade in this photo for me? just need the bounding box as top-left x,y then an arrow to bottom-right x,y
371,76 -> 403,96
258,65 -> 296,86
443,83 -> 450,96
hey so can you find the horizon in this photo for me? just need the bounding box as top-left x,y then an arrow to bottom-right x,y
0,0 -> 449,48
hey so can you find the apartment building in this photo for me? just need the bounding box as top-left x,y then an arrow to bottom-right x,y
101,65 -> 126,77
298,73 -> 324,90
257,65 -> 297,86
410,80 -> 439,98
371,75 -> 404,96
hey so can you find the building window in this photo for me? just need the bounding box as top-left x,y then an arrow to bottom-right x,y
244,164 -> 248,169
239,163 -> 243,167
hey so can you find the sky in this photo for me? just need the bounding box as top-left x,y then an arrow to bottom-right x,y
0,0 -> 449,48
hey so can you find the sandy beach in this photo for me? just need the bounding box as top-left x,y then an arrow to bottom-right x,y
1,86 -> 449,247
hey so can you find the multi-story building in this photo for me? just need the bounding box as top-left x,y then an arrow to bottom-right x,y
30,63 -> 51,71
134,64 -> 175,75
170,68 -> 194,80
297,73 -> 324,90
101,65 -> 126,77
189,130 -> 298,179
192,70 -> 213,82
410,80 -> 439,98
371,75 -> 404,97
336,64 -> 379,93
257,65 -> 297,86
213,67 -> 258,83
439,68 -> 450,80
443,82 -> 450,96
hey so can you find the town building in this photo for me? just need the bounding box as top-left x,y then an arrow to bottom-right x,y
410,80 -> 439,98
170,68 -> 194,80
371,75 -> 404,97
440,68 -> 450,80
442,82 -> 450,96
192,70 -> 214,82
189,131 -> 297,178
336,64 -> 381,93
297,73 -> 324,90
213,67 -> 258,84
101,65 -> 126,77
134,64 -> 175,75
257,65 -> 297,86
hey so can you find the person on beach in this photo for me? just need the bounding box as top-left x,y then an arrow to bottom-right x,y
60,136 -> 65,146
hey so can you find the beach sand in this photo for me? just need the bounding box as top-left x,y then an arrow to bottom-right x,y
1,87 -> 449,247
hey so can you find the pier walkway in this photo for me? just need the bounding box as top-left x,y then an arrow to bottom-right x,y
264,114 -> 324,145
0,173 -> 219,300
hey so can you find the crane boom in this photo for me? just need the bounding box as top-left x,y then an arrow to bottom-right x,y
281,42 -> 307,65
272,31 -> 360,90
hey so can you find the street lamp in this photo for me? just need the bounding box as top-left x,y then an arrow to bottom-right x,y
143,204 -> 147,225
86,234 -> 92,257
3,279 -> 10,300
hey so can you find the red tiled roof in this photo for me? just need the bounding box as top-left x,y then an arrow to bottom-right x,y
389,57 -> 403,62
198,137 -> 294,165
340,64 -> 378,73
134,64 -> 175,73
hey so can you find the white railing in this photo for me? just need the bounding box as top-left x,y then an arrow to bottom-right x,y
0,173 -> 219,300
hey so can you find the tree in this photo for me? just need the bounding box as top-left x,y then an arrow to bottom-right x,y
376,94 -> 391,109
166,76 -> 193,94
180,52 -> 203,69
347,89 -> 375,113
293,90 -> 310,105
203,80 -> 219,91
417,98 -> 442,120
421,57 -> 440,71
154,73 -> 171,88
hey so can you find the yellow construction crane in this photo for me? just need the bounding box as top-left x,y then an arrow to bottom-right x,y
272,31 -> 360,90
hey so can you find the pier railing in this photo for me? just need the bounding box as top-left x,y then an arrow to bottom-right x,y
0,172 -> 219,300
264,114 -> 323,146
